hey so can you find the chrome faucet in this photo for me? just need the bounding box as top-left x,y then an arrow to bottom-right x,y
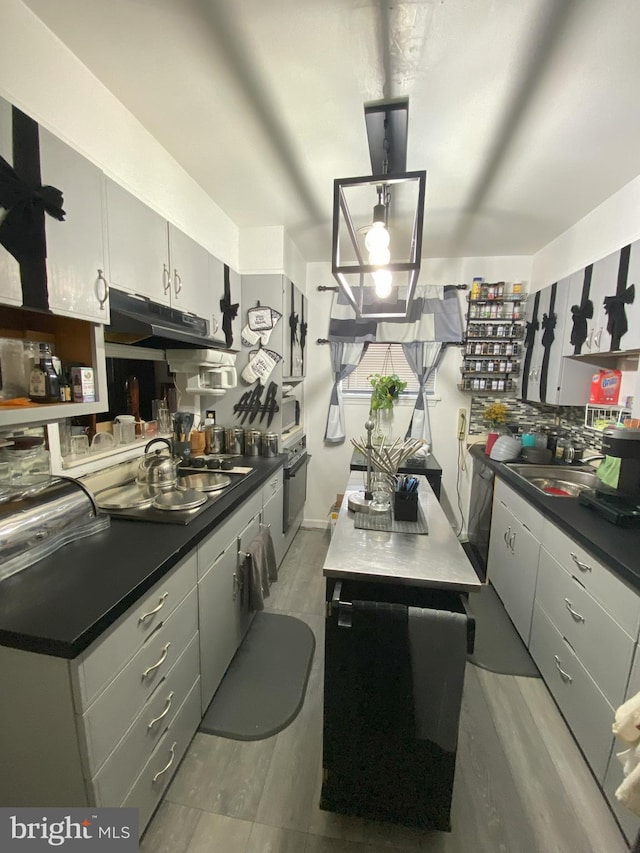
582,454 -> 606,464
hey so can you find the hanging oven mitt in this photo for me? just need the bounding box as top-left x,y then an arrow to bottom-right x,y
241,347 -> 282,385
241,306 -> 282,347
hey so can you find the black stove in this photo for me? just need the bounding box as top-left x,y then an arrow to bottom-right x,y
578,488 -> 640,527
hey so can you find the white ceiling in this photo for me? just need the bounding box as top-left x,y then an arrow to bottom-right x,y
22,0 -> 640,263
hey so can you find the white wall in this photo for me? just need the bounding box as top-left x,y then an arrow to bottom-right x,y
0,0 -> 239,269
303,256 -> 533,531
531,174 -> 640,291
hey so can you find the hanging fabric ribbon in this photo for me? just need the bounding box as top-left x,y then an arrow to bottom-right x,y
521,290 -> 540,400
219,264 -> 239,349
539,283 -> 557,403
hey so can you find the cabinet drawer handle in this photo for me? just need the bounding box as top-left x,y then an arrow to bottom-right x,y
554,655 -> 573,683
147,691 -> 175,730
142,643 -> 171,679
174,268 -> 182,296
570,552 -> 592,573
594,329 -> 602,349
163,263 -> 171,294
96,269 -> 109,308
152,741 -> 177,783
504,526 -> 511,546
138,592 -> 169,623
585,330 -> 593,351
509,531 -> 516,552
260,522 -> 271,530
564,599 -> 585,623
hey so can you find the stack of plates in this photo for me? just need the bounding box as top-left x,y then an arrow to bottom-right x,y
489,435 -> 522,462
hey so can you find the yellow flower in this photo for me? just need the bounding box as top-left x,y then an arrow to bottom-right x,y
483,402 -> 508,428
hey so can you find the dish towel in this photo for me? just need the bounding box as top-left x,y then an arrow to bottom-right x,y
612,691 -> 640,821
246,528 -> 278,611
407,607 -> 468,753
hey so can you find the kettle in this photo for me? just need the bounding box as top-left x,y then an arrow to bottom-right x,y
136,438 -> 182,486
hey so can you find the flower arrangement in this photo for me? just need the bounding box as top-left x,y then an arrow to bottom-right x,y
483,401 -> 508,429
368,373 -> 407,412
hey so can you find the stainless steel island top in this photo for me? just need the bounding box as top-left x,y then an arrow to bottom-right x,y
324,473 -> 482,592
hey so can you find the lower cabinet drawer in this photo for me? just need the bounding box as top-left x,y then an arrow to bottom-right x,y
123,678 -> 202,835
92,635 -> 199,806
536,548 -> 635,708
529,603 -> 614,782
82,588 -> 198,772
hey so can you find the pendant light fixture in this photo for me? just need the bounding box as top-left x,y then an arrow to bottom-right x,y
331,100 -> 426,320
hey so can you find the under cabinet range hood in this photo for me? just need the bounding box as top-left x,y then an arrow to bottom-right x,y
105,289 -> 226,350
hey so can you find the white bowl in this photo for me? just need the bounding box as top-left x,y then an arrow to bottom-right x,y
489,435 -> 521,462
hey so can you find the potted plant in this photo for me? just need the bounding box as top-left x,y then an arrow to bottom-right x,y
368,373 -> 407,443
483,401 -> 509,454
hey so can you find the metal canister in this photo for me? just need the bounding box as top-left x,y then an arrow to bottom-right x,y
261,432 -> 279,457
208,426 -> 225,455
225,427 -> 244,455
244,429 -> 261,457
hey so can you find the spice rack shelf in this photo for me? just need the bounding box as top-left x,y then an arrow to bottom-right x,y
460,279 -> 527,394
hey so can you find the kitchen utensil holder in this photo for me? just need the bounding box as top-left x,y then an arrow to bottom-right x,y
394,491 -> 419,522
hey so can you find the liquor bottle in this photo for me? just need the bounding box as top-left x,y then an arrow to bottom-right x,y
29,343 -> 60,403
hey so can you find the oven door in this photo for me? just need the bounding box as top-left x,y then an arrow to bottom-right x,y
283,452 -> 310,532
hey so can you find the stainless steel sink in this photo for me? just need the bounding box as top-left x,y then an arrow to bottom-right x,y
505,464 -> 601,497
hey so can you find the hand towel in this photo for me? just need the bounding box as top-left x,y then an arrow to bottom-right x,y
408,607 -> 468,753
246,528 -> 278,611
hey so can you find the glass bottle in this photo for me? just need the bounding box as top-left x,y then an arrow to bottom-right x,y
29,343 -> 61,404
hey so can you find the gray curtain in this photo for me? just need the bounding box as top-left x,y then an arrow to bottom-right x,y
403,341 -> 444,444
324,341 -> 366,444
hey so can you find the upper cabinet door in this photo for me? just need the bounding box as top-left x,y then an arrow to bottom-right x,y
0,98 -> 22,308
586,250 -> 619,354
615,240 -> 640,352
283,280 -> 305,379
560,269 -> 590,357
39,129 -> 109,323
168,224 -> 211,318
105,177 -> 170,305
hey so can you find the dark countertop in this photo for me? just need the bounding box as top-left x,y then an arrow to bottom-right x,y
470,444 -> 640,593
349,449 -> 442,476
0,456 -> 285,660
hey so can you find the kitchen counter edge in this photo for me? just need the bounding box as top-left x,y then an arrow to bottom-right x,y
0,456 -> 285,659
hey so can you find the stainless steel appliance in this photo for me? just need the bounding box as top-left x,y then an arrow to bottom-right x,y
578,427 -> 640,526
283,434 -> 310,532
281,396 -> 299,433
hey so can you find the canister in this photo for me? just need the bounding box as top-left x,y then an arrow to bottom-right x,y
244,429 -> 261,457
261,432 -> 279,457
208,426 -> 225,454
225,427 -> 244,455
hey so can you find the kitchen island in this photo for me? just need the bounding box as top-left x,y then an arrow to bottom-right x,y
321,473 -> 481,831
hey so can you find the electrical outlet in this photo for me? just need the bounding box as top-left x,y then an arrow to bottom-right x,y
457,408 -> 467,440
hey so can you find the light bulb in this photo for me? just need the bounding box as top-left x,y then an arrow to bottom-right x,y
373,269 -> 392,298
365,222 -> 390,253
368,246 -> 391,265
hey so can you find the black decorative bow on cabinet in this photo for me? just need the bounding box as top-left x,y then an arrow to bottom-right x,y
604,284 -> 635,351
569,299 -> 593,353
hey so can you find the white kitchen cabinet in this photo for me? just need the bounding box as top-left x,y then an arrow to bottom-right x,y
263,487 -> 285,567
39,129 -> 109,323
167,223 -> 212,320
0,98 -> 22,308
105,177 -> 171,306
197,490 -> 262,713
619,239 -> 640,352
529,603 -> 615,782
283,278 -> 307,380
584,249 -> 619,355
205,258 -> 242,351
487,479 -> 542,645
520,288 -> 545,403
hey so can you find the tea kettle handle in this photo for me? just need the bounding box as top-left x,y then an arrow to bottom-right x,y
144,437 -> 172,455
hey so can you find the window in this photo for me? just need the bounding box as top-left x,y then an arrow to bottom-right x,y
341,344 -> 437,397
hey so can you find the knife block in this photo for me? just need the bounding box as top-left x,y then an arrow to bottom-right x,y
394,491 -> 419,522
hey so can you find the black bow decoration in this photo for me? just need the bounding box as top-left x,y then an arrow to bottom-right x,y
541,312 -> 557,349
524,317 -> 539,348
289,310 -> 299,345
220,295 -> 239,348
604,284 -> 635,350
299,319 -> 308,354
0,154 -> 65,264
569,299 -> 593,351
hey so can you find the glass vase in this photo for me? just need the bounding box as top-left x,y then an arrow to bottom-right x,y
372,409 -> 394,445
